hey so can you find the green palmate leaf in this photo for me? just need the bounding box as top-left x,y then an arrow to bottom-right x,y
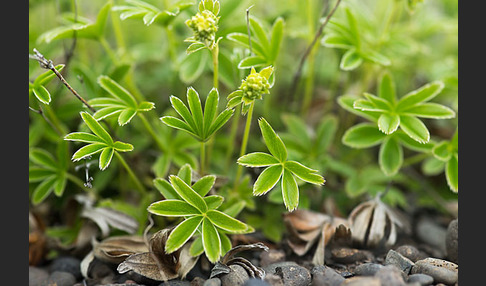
226,33 -> 266,57
187,42 -> 207,54
342,123 -> 386,148
238,56 -> 267,69
378,113 -> 400,134
71,143 -> 106,161
353,99 -> 387,112
399,115 -> 430,143
154,178 -> 181,200
192,175 -> 216,197
160,116 -> 196,136
394,131 -> 434,153
64,132 -> 106,144
207,109 -> 233,137
32,86 -> 51,105
396,81 -> 445,111
206,210 -> 249,233
179,49 -> 209,84
53,175 -> 67,196
169,96 -> 198,132
338,96 -> 380,122
281,169 -> 299,211
113,141 -> 134,152
250,17 -> 270,53
169,175 -> 208,213
89,97 -> 124,107
284,161 -> 324,185
80,112 -> 113,144
259,118 -> 287,162
378,72 -> 396,104
253,164 -> 283,196
34,64 -> 65,85
362,49 -> 390,66
138,101 -> 155,111
237,152 -> 280,167
422,157 -> 445,176
204,195 -> 224,210
219,231 -> 232,255
282,114 -> 311,147
148,199 -> 201,216
99,147 -> 114,170
269,17 -> 284,62
29,167 -> 56,182
186,87 -> 204,135
315,115 -> 338,152
190,236 -> 204,256
177,164 -> 193,185
340,49 -> 362,71
166,216 -> 203,253
379,137 -> 403,176
92,106 -> 124,121
98,75 -> 138,108
321,34 -> 353,49
400,103 -> 456,119
363,93 -> 392,111
432,141 -> 452,161
203,88 -> 219,137
446,155 -> 458,193
32,175 -> 58,205
118,109 -> 137,126
202,218 -> 221,263
30,149 -> 58,170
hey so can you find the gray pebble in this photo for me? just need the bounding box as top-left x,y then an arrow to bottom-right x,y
415,217 -> 447,257
342,276 -> 381,285
41,271 -> 76,286
29,266 -> 49,286
220,264 -> 250,286
260,249 -> 286,267
374,265 -> 407,286
204,277 -> 222,286
445,219 -> 458,263
395,245 -> 427,262
50,256 -> 82,280
385,250 -> 415,274
242,278 -> 271,286
354,263 -> 383,276
159,280 -> 192,286
331,247 -> 373,264
311,265 -> 344,286
407,273 -> 434,285
264,262 -> 311,286
263,273 -> 283,286
411,258 -> 458,285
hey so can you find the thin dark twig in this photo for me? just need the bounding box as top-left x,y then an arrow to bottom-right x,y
29,48 -> 96,113
288,0 -> 342,100
246,5 -> 254,55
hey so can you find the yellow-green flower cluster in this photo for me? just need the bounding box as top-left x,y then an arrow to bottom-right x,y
240,67 -> 272,103
185,10 -> 218,44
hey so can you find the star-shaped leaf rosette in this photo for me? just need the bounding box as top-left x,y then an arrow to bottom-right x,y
148,164 -> 254,263
237,118 -> 325,211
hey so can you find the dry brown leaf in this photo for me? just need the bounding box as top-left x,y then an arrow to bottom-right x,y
348,195 -> 411,249
283,209 -> 350,265
117,228 -> 199,281
93,235 -> 148,264
211,243 -> 268,279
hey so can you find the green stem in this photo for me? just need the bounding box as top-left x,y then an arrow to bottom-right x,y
225,105 -> 241,169
211,43 -> 219,89
99,37 -> 117,64
66,173 -> 95,193
200,141 -> 206,176
402,152 -> 431,168
234,101 -> 255,189
115,152 -> 147,195
165,25 -> 178,69
138,113 -> 166,152
300,47 -> 316,116
109,0 -> 126,52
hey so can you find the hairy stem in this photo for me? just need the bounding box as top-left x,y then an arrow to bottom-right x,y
211,43 -> 219,89
225,105 -> 241,169
115,152 -> 147,195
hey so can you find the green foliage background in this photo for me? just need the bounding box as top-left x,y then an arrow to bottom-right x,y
29,0 -> 458,249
